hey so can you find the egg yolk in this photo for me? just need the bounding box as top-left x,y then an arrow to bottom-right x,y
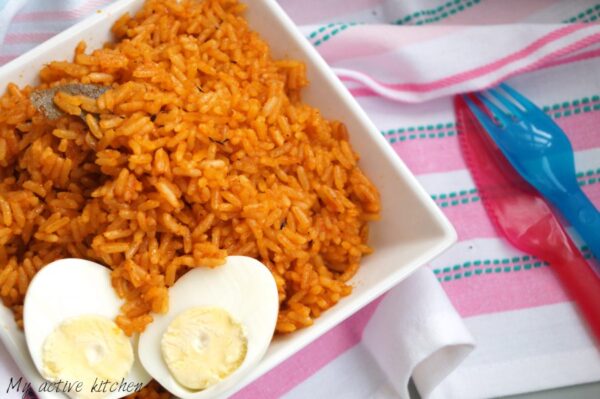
160,307 -> 247,391
42,315 -> 134,399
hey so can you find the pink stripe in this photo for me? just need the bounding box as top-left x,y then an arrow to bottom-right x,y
391,136 -> 466,175
12,0 -> 112,22
347,46 -> 600,98
557,112 -> 600,150
474,31 -> 600,94
439,179 -> 600,242
233,297 -> 384,399
4,32 -> 55,45
442,202 -> 499,240
348,86 -> 384,97
337,24 -> 589,93
583,184 -> 600,208
541,46 -> 600,69
0,54 -> 18,65
390,110 -> 600,175
442,264 -> 569,317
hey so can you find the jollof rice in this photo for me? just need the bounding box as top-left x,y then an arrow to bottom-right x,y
0,0 -> 380,353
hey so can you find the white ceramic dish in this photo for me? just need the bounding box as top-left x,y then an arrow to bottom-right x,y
0,0 -> 456,398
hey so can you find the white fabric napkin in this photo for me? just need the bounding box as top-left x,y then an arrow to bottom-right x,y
363,268 -> 475,399
280,267 -> 475,399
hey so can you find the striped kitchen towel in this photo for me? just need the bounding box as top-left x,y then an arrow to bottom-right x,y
2,1 -> 600,398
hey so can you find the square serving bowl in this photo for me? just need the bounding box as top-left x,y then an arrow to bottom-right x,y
0,0 -> 456,398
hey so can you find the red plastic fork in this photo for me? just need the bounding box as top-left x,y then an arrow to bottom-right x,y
455,95 -> 600,343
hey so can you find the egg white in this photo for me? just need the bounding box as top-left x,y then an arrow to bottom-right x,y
138,255 -> 279,399
23,259 -> 151,399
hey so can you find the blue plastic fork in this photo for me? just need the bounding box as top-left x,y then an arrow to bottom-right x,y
464,83 -> 600,271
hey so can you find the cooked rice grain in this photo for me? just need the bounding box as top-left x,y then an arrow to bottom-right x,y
0,0 -> 380,392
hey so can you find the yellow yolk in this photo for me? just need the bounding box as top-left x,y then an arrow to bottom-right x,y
160,307 -> 247,391
42,315 -> 134,399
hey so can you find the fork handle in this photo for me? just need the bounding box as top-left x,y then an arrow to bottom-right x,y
551,188 -> 600,272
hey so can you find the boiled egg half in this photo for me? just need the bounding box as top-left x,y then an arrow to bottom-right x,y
138,255 -> 279,399
23,259 -> 151,399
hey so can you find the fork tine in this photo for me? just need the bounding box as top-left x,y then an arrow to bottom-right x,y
475,93 -> 510,126
463,95 -> 504,138
488,88 -> 524,119
499,83 -> 536,110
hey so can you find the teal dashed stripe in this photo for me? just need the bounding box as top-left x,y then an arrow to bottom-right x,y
546,95 -> 600,119
577,168 -> 600,187
307,1 -> 483,45
383,95 -> 600,142
394,0 -> 481,26
438,252 -> 594,282
307,22 -> 360,47
434,246 -> 593,281
434,256 -> 549,276
430,168 -> 600,208
436,193 -> 479,208
383,122 -> 456,142
563,4 -> 600,23
308,22 -> 336,40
